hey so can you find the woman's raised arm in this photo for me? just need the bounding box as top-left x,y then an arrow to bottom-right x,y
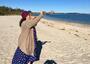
25,11 -> 45,28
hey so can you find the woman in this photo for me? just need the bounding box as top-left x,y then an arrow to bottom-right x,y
12,11 -> 45,64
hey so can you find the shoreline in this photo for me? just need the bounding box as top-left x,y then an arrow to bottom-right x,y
42,18 -> 90,28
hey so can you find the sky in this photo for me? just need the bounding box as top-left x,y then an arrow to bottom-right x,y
0,0 -> 90,13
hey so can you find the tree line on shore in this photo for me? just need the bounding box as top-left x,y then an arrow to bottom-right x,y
0,6 -> 24,15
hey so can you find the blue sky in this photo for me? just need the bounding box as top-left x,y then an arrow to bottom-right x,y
0,0 -> 90,13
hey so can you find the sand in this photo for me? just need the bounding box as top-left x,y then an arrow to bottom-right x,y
0,16 -> 90,64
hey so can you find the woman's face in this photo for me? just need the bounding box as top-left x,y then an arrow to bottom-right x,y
26,13 -> 32,20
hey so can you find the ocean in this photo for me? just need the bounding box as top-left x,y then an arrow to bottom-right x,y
33,13 -> 90,25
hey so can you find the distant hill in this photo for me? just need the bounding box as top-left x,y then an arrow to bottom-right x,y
0,6 -> 23,15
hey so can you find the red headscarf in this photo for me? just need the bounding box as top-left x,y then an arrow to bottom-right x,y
21,11 -> 31,19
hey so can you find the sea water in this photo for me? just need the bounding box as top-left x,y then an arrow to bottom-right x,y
33,13 -> 90,25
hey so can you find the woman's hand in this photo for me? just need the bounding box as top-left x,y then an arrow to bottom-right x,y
40,11 -> 46,15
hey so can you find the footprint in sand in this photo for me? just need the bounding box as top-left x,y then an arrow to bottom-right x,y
88,34 -> 90,35
75,30 -> 79,32
74,34 -> 80,37
47,24 -> 54,28
74,34 -> 88,41
59,28 -> 66,30
84,38 -> 87,40
10,25 -> 14,28
42,21 -> 54,28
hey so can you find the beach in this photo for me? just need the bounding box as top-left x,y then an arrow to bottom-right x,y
0,16 -> 90,64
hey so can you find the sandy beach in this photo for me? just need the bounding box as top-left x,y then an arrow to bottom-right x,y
0,16 -> 90,64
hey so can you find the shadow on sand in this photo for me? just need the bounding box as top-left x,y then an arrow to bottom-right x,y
34,40 -> 57,64
34,40 -> 49,61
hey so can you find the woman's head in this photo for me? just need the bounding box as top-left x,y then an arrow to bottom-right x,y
21,11 -> 32,19
19,11 -> 32,27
